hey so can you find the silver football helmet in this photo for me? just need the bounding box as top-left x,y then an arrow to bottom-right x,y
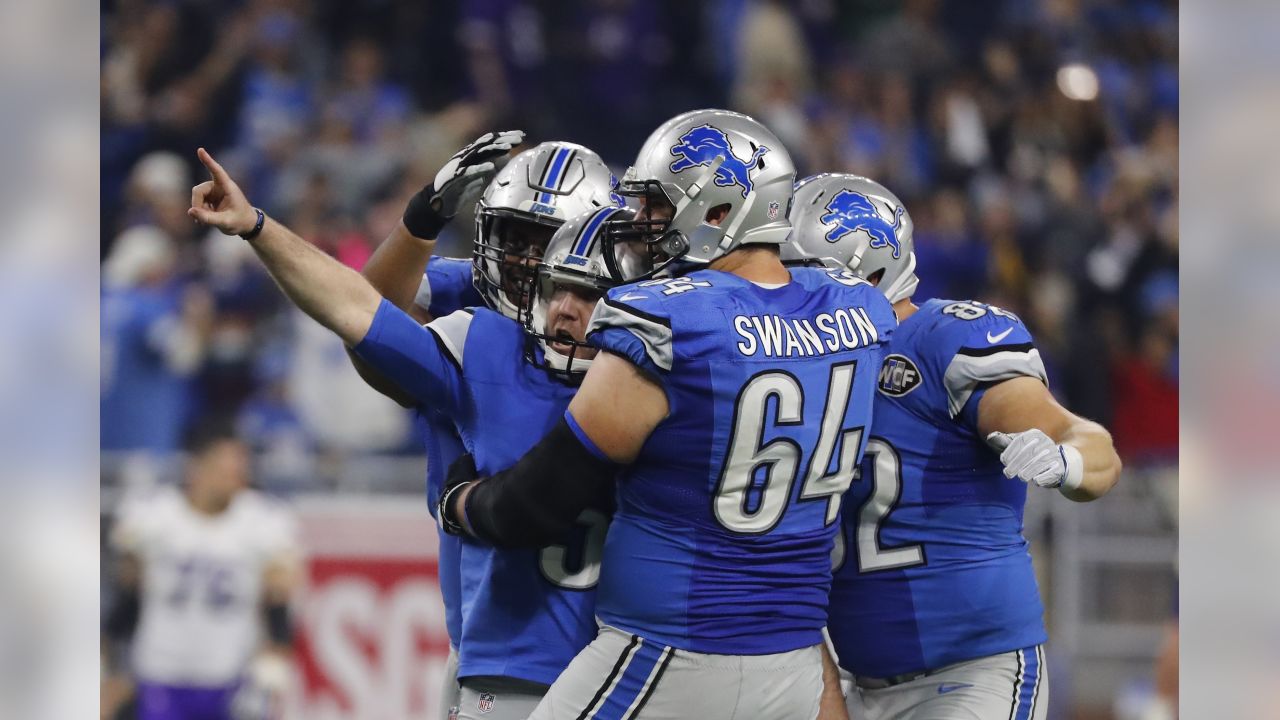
527,206 -> 636,379
787,174 -> 919,304
603,109 -> 795,281
473,141 -> 622,321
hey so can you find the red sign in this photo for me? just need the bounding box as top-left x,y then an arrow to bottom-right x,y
287,496 -> 451,720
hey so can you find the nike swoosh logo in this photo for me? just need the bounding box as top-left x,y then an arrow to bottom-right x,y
986,327 -> 1014,344
937,682 -> 974,694
616,293 -> 647,302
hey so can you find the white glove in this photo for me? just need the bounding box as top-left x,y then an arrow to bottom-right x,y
986,429 -> 1084,492
432,129 -> 525,214
403,130 -> 525,238
230,653 -> 290,720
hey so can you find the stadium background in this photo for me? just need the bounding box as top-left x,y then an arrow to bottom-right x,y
100,0 -> 1178,718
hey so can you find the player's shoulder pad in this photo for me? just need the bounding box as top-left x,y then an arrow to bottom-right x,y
423,307 -> 477,368
923,299 -> 1047,417
588,282 -> 675,373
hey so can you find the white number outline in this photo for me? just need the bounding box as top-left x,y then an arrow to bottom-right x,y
538,509 -> 609,590
942,300 -> 1020,322
852,438 -> 926,573
714,362 -> 864,534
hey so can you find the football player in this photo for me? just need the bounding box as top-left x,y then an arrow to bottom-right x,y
187,145 -> 626,720
350,130 -> 586,717
437,109 -> 895,720
786,173 -> 1122,720
102,421 -> 300,720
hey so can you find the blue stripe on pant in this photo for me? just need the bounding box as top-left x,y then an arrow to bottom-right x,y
593,639 -> 669,720
1012,645 -> 1042,720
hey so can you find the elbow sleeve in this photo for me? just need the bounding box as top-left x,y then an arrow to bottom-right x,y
465,418 -> 617,548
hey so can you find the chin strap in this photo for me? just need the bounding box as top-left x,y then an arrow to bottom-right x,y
540,339 -> 595,375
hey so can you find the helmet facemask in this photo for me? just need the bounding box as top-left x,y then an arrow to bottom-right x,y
473,206 -> 560,324
526,275 -> 608,382
525,206 -> 634,381
470,140 -> 623,322
601,180 -> 688,282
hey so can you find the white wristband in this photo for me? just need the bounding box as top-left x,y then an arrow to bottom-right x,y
1058,444 -> 1085,493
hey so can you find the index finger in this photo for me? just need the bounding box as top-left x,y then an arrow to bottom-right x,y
196,147 -> 232,185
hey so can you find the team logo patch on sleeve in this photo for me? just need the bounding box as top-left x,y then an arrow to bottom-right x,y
878,354 -> 922,397
477,692 -> 495,714
668,124 -> 769,198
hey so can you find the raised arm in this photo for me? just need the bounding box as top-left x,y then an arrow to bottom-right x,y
978,376 -> 1122,501
350,131 -> 521,404
190,147 -> 473,418
189,147 -> 380,346
363,130 -> 523,313
439,351 -> 669,547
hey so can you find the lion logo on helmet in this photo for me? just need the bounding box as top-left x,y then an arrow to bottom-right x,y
820,190 -> 905,259
668,124 -> 769,199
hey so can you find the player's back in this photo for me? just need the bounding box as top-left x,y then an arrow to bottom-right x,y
828,298 -> 1049,677
586,266 -> 896,654
434,307 -> 609,685
112,486 -> 297,685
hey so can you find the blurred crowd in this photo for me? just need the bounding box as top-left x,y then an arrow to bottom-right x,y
101,0 -> 1178,481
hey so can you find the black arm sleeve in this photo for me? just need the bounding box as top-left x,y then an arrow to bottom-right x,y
265,602 -> 293,646
463,418 -> 617,548
104,587 -> 140,642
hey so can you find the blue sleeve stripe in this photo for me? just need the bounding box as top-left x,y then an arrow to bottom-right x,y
564,410 -> 611,462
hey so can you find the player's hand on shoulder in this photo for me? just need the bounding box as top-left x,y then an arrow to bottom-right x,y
403,130 -> 525,239
987,429 -> 1083,491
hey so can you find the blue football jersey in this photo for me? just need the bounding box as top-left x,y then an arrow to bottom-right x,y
586,267 -> 896,654
827,298 -> 1050,677
354,300 -> 605,686
417,256 -> 484,319
413,410 -> 465,646
413,256 -> 480,647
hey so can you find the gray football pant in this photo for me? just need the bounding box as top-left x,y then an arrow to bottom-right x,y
528,624 -> 823,720
439,645 -> 461,720
455,674 -> 550,720
847,645 -> 1049,720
